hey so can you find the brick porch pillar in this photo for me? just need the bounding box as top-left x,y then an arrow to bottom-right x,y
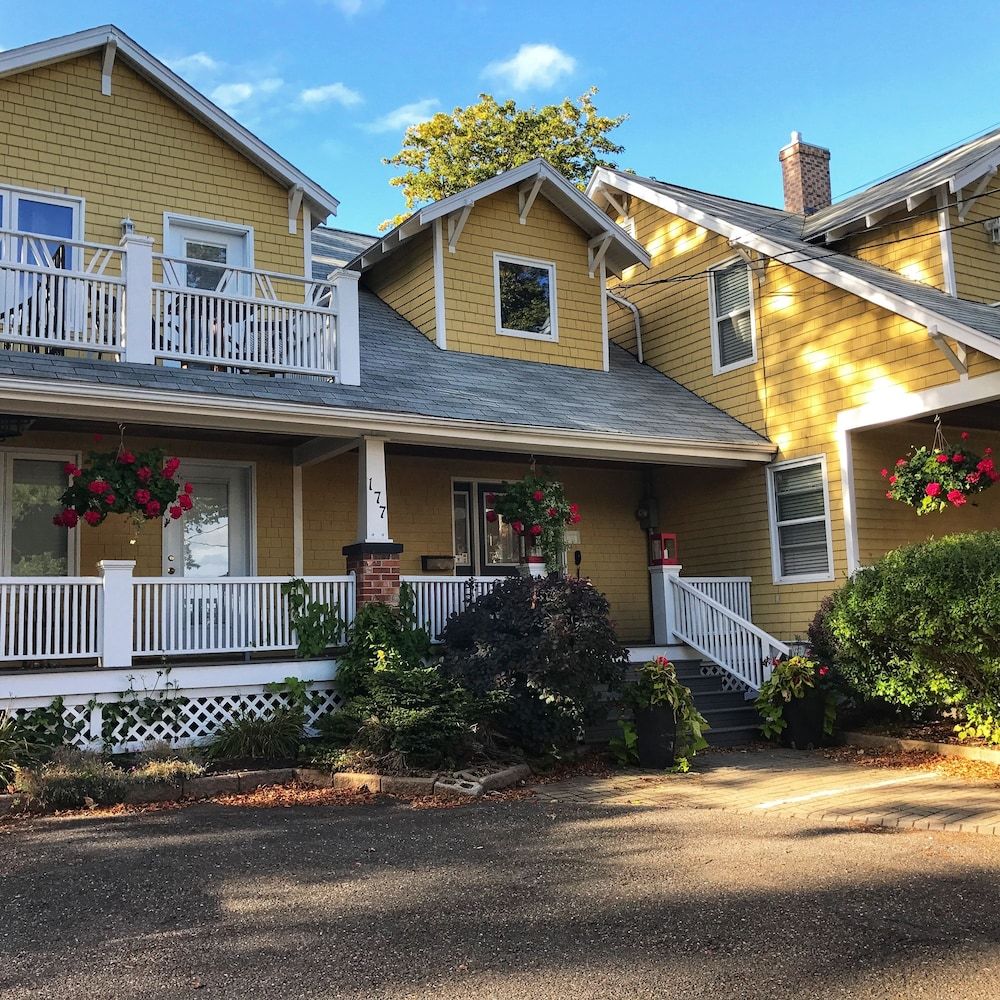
343,542 -> 404,606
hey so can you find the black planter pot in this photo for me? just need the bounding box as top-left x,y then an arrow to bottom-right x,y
781,687 -> 827,749
634,706 -> 678,769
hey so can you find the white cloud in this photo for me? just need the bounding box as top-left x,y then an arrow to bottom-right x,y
329,0 -> 383,15
483,43 -> 576,91
363,98 -> 440,134
211,78 -> 283,111
166,51 -> 220,76
299,82 -> 364,109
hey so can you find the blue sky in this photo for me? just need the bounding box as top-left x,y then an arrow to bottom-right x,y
4,0 -> 1000,234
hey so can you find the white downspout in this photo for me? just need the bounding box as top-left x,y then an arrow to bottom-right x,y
606,289 -> 643,364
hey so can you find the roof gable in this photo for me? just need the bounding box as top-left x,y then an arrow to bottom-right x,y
0,25 -> 339,220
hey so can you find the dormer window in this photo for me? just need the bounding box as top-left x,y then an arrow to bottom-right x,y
493,253 -> 558,342
709,258 -> 757,374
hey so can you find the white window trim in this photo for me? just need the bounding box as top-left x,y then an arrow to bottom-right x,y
450,476 -> 520,573
708,256 -> 758,375
0,183 -> 85,241
162,212 -> 255,266
765,454 -> 835,586
493,251 -> 559,343
0,447 -> 81,576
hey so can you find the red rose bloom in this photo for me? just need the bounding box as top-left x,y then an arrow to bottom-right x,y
104,493 -> 116,505
485,510 -> 498,523
144,500 -> 161,517
532,490 -> 545,502
63,462 -> 81,478
168,505 -> 183,520
947,489 -> 967,507
529,523 -> 542,536
136,466 -> 153,483
935,453 -> 948,463
134,488 -> 151,505
117,450 -> 135,465
178,493 -> 193,511
925,482 -> 942,497
83,510 -> 102,526
511,520 -> 524,534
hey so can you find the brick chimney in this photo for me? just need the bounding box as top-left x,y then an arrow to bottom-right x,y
779,131 -> 831,215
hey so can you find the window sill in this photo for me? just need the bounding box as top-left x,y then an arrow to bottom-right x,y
496,327 -> 558,343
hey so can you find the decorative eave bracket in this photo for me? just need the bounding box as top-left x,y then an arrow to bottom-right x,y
101,37 -> 117,97
588,232 -> 613,278
929,325 -> 968,378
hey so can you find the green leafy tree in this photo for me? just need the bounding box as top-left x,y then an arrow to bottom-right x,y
380,88 -> 627,229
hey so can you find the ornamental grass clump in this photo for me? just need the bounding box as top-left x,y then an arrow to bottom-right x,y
882,428 -> 997,515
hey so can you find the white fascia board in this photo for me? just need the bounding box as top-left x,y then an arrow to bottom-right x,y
597,170 -> 1000,364
0,25 -> 339,219
0,376 -> 775,467
950,148 -> 1000,195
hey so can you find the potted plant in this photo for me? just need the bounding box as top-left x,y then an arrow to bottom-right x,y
622,656 -> 709,769
488,472 -> 580,574
882,425 -> 997,515
757,655 -> 836,749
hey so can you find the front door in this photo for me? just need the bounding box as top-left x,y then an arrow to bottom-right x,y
162,462 -> 252,578
164,219 -> 250,293
451,481 -> 519,577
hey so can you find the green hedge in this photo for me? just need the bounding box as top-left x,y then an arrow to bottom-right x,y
825,530 -> 1000,742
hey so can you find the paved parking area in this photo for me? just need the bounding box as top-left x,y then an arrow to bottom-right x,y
535,748 -> 1000,835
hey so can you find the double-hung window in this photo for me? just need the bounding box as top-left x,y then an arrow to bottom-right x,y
709,258 -> 756,373
493,253 -> 558,342
767,457 -> 834,584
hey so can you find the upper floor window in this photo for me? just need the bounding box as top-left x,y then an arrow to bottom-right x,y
709,258 -> 756,374
766,456 -> 834,584
494,252 -> 558,342
0,185 -> 81,267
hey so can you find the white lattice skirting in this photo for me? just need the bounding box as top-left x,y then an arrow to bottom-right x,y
1,661 -> 340,754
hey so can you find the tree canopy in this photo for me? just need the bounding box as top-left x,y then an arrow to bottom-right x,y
380,88 -> 626,230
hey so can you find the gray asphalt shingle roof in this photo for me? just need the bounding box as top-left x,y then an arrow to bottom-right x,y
803,128 -> 1000,239
0,291 -> 770,449
616,172 -> 1000,345
311,226 -> 377,280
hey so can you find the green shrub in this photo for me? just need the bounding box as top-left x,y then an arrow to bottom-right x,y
204,709 -> 304,762
14,749 -> 129,809
440,575 -> 628,755
130,758 -> 204,784
827,530 -> 1000,742
806,593 -> 838,665
0,713 -> 50,787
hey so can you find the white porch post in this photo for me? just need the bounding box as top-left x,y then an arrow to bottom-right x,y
334,269 -> 361,386
356,436 -> 391,543
98,559 -> 135,669
120,233 -> 154,365
649,563 -> 682,645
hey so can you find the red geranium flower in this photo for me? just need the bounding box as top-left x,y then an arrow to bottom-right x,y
104,493 -> 116,505
925,482 -> 942,497
962,431 -> 970,440
895,458 -> 906,467
144,500 -> 161,517
935,453 -> 949,463
117,450 -> 135,465
88,479 -> 108,494
532,490 -> 545,502
136,466 -> 153,483
953,453 -> 964,463
178,493 -> 193,511
546,506 -> 559,518
888,475 -> 897,485
880,468 -> 888,478
83,510 -> 102,526
184,482 -> 194,495
511,520 -> 524,534
885,490 -> 893,499
967,471 -> 981,484
529,523 -> 542,536
569,512 -> 581,524
485,510 -> 498,523
168,505 -> 183,520
569,502 -> 580,514
134,488 -> 151,505
947,489 -> 967,507
63,462 -> 82,478
817,665 -> 830,677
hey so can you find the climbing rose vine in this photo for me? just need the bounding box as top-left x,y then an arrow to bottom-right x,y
882,431 -> 997,515
53,447 -> 195,528
487,472 -> 580,571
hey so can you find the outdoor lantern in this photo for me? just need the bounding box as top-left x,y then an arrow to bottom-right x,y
648,531 -> 679,566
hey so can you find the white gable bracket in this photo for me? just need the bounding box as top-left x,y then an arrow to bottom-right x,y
602,190 -> 627,219
518,175 -> 544,224
288,185 -> 304,235
447,204 -> 472,253
101,37 -> 117,96
928,326 -> 968,378
588,232 -> 614,278
957,168 -> 998,223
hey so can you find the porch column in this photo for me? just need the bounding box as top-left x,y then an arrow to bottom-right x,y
99,559 -> 135,668
649,563 -> 682,645
120,232 -> 154,365
343,437 -> 403,605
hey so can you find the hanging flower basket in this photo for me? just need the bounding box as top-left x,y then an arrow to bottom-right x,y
53,443 -> 195,529
487,472 -> 580,572
882,421 -> 997,516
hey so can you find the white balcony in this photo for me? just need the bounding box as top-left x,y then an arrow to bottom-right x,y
0,229 -> 360,382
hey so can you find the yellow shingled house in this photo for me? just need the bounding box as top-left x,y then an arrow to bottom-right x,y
2,26 -> 999,747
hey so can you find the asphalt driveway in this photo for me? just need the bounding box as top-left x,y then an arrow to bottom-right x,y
3,795 -> 1000,999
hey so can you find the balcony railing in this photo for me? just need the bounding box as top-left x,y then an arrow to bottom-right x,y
0,229 -> 361,382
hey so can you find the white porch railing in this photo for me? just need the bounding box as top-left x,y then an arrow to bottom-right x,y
401,575 -> 507,642
0,230 -> 124,354
151,255 -> 338,377
0,578 -> 103,661
668,575 -> 788,691
133,575 -> 356,657
683,577 -> 752,620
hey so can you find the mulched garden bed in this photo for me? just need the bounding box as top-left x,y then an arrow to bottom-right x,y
822,745 -> 1000,785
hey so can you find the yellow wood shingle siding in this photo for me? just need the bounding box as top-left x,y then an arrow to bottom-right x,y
610,194 -> 1000,638
363,229 -> 436,340
0,54 -> 304,274
839,209 -> 945,290
442,187 -> 605,369
8,430 -> 294,577
948,178 -> 1000,303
